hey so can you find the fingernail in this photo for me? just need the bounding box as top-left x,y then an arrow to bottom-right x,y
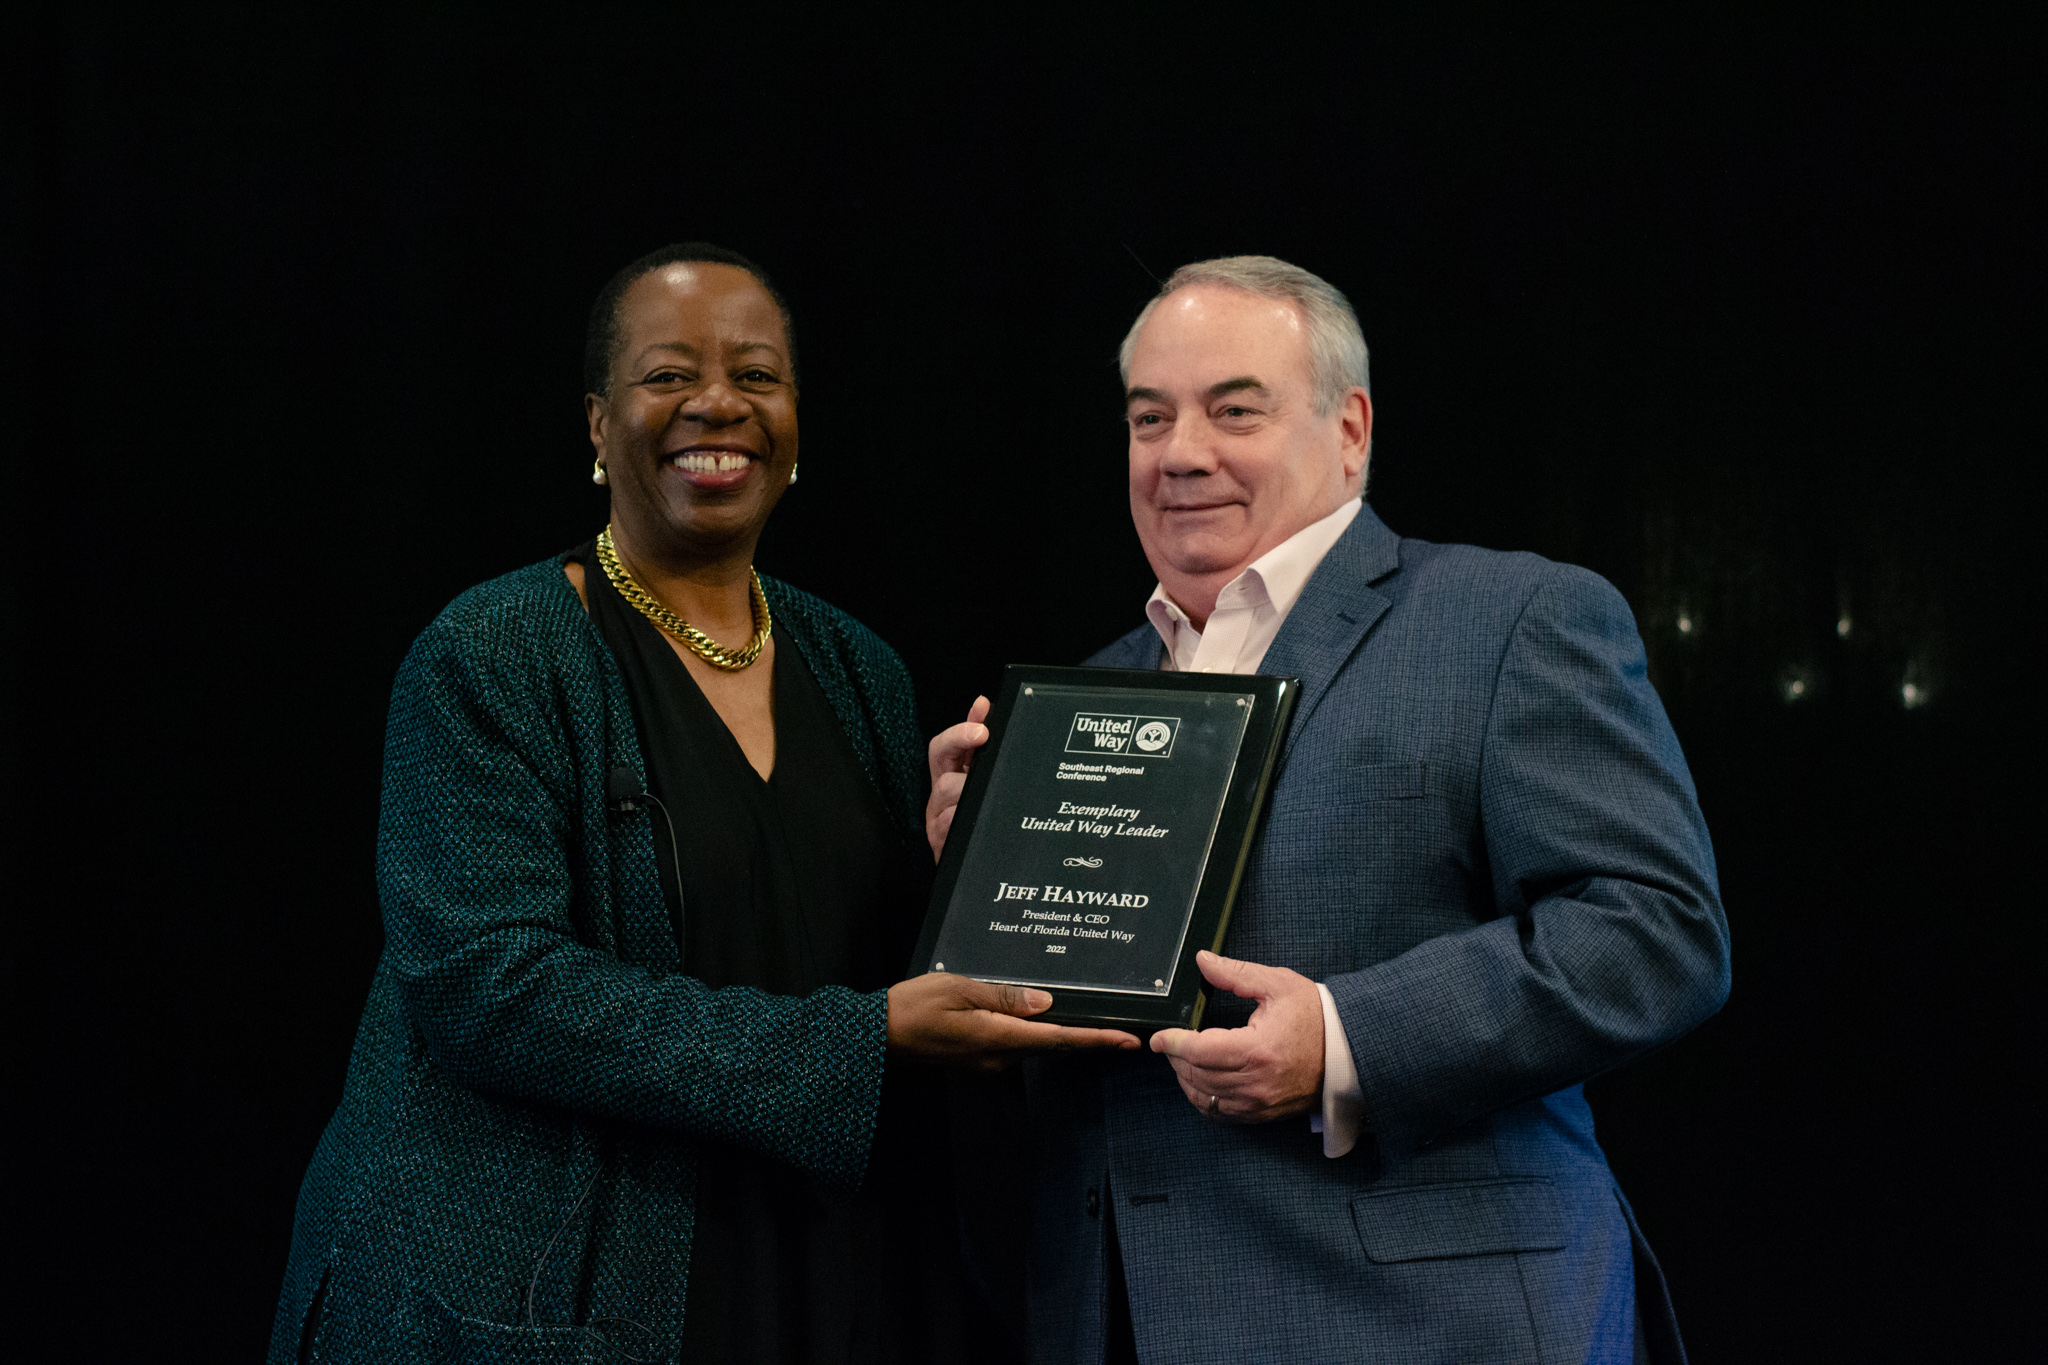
1025,989 -> 1053,1011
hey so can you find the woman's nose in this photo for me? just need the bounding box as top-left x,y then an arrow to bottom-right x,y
678,380 -> 751,424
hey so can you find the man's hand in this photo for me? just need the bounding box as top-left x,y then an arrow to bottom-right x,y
926,695 -> 991,863
887,972 -> 1140,1071
1150,950 -> 1325,1122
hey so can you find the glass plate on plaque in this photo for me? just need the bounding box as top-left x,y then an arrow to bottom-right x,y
911,665 -> 1297,1031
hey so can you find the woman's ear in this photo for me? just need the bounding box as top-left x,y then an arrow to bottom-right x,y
584,391 -> 611,457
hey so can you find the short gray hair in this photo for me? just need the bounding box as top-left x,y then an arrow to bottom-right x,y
1118,255 -> 1370,416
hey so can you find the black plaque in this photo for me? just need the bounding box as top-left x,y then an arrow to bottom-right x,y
910,665 -> 1297,1032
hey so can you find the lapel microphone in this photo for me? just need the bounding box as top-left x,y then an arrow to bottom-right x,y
605,766 -> 647,810
607,766 -> 685,963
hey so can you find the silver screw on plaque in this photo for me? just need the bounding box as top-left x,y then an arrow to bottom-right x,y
1154,979 -> 1165,988
934,962 -> 944,971
1236,697 -> 1248,707
1023,687 -> 1033,695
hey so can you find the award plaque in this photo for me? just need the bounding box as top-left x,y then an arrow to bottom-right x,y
911,665 -> 1297,1032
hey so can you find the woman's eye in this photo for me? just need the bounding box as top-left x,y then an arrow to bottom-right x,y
646,370 -> 691,385
738,369 -> 777,384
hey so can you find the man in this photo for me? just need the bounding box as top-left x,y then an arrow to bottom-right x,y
928,256 -> 1729,1363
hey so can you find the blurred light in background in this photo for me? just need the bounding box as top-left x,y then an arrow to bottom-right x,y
1778,663 -> 1821,705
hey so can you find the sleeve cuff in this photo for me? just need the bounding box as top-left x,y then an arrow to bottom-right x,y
1314,982 -> 1366,1158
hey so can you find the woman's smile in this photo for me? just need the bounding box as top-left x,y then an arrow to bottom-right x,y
665,443 -> 762,490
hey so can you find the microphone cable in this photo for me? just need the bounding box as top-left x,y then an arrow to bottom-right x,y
606,766 -> 684,964
519,768 -> 684,1351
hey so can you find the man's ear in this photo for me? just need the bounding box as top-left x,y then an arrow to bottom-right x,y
1340,388 -> 1373,480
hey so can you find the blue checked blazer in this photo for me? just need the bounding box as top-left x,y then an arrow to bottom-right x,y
1023,505 -> 1729,1365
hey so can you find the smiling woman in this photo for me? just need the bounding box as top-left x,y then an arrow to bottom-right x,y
577,250 -> 807,777
268,243 -> 1138,1365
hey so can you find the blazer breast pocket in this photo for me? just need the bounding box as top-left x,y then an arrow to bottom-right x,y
1351,760 -> 1427,801
1351,1177 -> 1565,1262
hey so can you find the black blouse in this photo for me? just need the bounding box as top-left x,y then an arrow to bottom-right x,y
573,544 -> 969,1364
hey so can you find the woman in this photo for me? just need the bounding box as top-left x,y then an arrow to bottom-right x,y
271,243 -> 1134,1363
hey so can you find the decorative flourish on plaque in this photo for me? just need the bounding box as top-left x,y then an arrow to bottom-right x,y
1063,856 -> 1105,869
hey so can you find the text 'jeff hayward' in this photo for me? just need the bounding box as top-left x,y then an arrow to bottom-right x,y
992,882 -> 1150,907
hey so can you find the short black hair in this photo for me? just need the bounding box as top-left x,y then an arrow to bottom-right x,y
583,242 -> 798,397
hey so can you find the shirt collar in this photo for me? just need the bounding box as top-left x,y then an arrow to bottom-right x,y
1244,497 -> 1363,623
1145,497 -> 1363,644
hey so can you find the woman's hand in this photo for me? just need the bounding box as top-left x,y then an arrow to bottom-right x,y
887,972 -> 1139,1070
926,695 -> 991,863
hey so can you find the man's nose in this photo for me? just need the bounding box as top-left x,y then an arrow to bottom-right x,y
1156,421 -> 1218,475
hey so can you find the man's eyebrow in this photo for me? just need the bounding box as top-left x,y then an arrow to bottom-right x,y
1205,376 -> 1269,400
1124,385 -> 1171,406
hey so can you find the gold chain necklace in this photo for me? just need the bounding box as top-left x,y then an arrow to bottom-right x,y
595,525 -> 772,671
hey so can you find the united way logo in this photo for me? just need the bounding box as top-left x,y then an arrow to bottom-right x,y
1064,712 -> 1181,759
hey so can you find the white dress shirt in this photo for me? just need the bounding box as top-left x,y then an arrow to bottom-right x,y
1143,497 -> 1369,1157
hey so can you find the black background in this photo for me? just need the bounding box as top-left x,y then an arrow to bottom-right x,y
4,11 -> 2037,1361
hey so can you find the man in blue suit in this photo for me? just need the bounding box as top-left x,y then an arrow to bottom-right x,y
927,256 -> 1729,1363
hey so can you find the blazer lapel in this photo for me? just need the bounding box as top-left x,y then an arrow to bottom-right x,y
1086,623 -> 1165,672
1259,505 -> 1402,746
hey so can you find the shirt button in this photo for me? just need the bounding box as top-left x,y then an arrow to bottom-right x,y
1086,1187 -> 1101,1217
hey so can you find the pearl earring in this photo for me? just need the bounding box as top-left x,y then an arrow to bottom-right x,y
788,464 -> 799,486
592,459 -> 608,486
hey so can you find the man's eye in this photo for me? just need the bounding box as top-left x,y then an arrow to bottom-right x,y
1222,406 -> 1251,418
1132,413 -> 1163,427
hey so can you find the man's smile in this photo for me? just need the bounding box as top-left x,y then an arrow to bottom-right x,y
1157,498 -> 1247,516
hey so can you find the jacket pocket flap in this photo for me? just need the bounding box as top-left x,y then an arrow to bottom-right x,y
423,1291 -> 607,1364
1352,1177 -> 1565,1262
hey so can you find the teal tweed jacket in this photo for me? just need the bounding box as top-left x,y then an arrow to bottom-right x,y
271,554 -> 926,1364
